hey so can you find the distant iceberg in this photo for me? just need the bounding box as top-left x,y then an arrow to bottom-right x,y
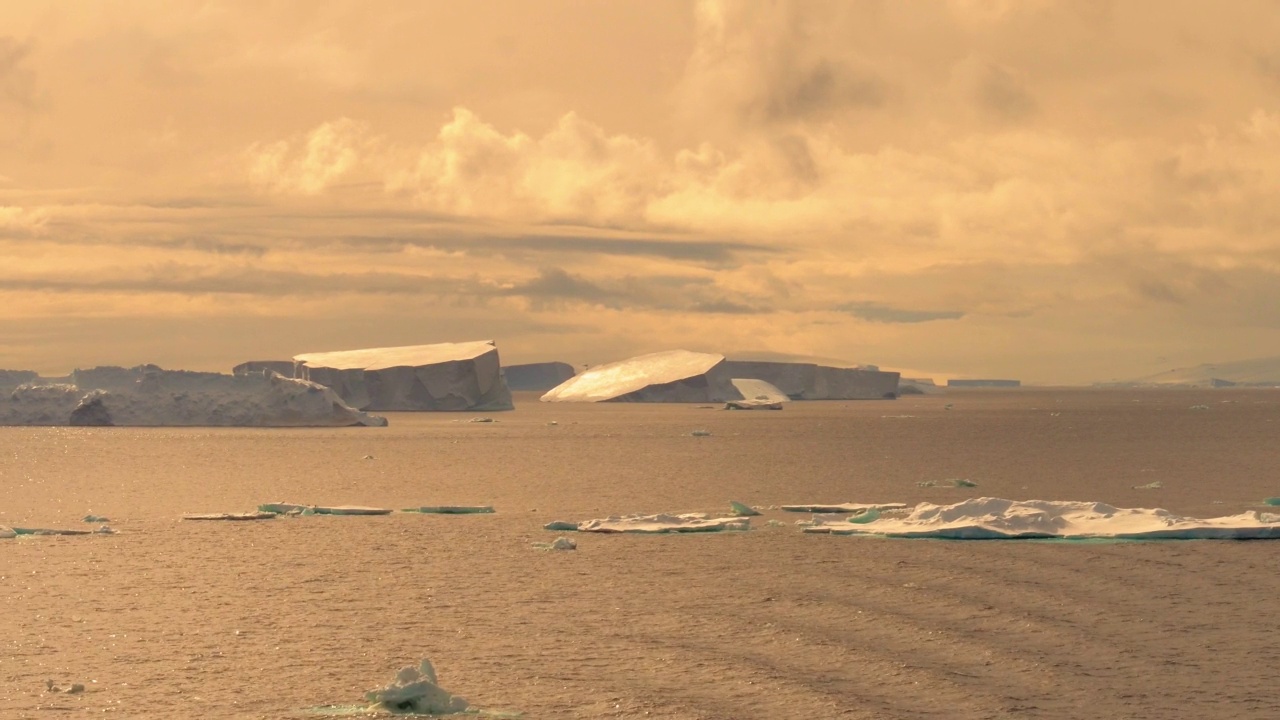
0,365 -> 385,427
294,340 -> 513,412
541,349 -> 899,403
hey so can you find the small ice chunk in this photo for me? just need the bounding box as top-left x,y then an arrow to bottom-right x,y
468,417 -> 496,423
365,659 -> 468,715
729,501 -> 760,517
533,536 -> 577,551
82,514 -> 110,523
402,506 -> 495,515
544,520 -> 579,531
690,429 -> 712,437
0,526 -> 15,539
1133,481 -> 1163,490
183,512 -> 277,521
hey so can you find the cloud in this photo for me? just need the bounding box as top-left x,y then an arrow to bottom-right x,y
840,302 -> 966,324
0,36 -> 36,108
501,266 -> 767,314
388,108 -> 662,224
247,117 -> 371,194
0,205 -> 47,235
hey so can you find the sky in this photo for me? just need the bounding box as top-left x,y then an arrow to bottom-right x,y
2,0 -> 1280,384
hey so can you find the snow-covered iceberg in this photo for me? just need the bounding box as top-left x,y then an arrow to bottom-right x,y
541,350 -> 729,402
294,340 -> 513,412
540,350 -> 900,403
0,366 -> 386,427
803,497 -> 1280,539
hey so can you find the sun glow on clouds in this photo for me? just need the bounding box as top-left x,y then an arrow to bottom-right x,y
2,0 -> 1280,381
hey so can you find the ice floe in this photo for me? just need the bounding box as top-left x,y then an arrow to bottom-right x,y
545,513 -> 750,533
781,502 -> 908,514
803,497 -> 1280,539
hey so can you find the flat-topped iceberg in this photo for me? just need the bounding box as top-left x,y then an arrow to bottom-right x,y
294,340 -> 513,412
803,497 -> 1280,539
0,366 -> 386,427
541,349 -> 900,403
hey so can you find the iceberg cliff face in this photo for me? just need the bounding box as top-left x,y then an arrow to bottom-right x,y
0,366 -> 386,427
294,340 -> 513,412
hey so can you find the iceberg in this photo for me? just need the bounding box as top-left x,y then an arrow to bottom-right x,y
503,361 -> 576,391
0,366 -> 386,427
540,350 -> 900,403
723,378 -> 789,410
803,497 -> 1280,539
364,659 -> 469,715
294,340 -> 513,412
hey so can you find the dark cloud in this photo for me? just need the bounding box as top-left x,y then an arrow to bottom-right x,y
0,36 -> 36,108
0,266 -> 476,297
840,302 -> 965,324
341,233 -> 780,264
501,267 -> 768,314
753,57 -> 887,124
975,63 -> 1037,120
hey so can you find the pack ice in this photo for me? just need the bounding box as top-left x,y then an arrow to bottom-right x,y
293,340 -> 513,412
803,497 -> 1280,539
0,365 -> 386,427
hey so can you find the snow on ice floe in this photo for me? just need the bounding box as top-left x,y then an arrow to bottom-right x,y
803,497 -> 1280,539
293,340 -> 513,412
782,502 -> 909,514
0,365 -> 386,427
545,513 -> 751,533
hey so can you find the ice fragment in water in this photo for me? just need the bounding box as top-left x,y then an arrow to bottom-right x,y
848,508 -> 880,524
364,659 -> 468,715
533,537 -> 577,551
402,506 -> 495,514
690,429 -> 712,437
729,501 -> 760,516
544,520 -> 578,531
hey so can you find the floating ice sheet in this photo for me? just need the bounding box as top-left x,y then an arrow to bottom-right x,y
258,503 -> 392,516
547,513 -> 750,534
781,502 -> 908,514
402,506 -> 495,514
183,512 -> 277,521
804,497 -> 1280,539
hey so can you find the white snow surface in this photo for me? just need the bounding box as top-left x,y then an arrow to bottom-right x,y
293,340 -> 499,371
293,340 -> 512,412
804,497 -> 1280,539
0,366 -> 386,427
571,513 -> 751,533
541,350 -> 725,402
725,378 -> 789,408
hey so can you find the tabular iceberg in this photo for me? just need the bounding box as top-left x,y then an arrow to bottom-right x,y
0,365 -> 386,427
294,340 -> 514,412
540,349 -> 900,403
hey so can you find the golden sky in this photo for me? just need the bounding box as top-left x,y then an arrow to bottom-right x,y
2,0 -> 1279,383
